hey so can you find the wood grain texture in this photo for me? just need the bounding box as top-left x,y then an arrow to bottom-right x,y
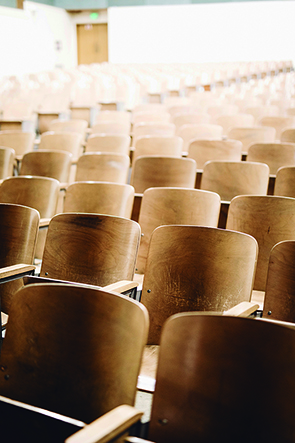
48,120 -> 88,139
40,213 -> 140,287
259,116 -> 295,139
227,126 -> 276,154
173,113 -> 211,131
132,123 -> 175,146
91,122 -> 130,136
76,153 -> 130,184
136,187 -> 221,274
63,182 -> 134,219
0,146 -> 14,180
20,150 -> 72,183
133,135 -> 183,164
227,195 -> 295,291
215,113 -> 255,135
0,130 -> 35,157
281,128 -> 295,143
141,225 -> 257,344
247,142 -> 295,175
274,166 -> 295,197
201,160 -> 269,201
187,139 -> 242,170
130,156 -> 196,193
37,113 -> 59,134
39,132 -> 83,158
0,283 -> 148,423
85,134 -> 131,155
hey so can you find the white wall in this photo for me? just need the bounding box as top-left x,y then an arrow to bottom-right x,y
108,2 -> 295,65
0,1 -> 77,77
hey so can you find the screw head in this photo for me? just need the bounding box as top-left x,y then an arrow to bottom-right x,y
268,311 -> 272,315
147,289 -> 151,293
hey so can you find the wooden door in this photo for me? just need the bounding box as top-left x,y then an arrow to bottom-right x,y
77,24 -> 108,65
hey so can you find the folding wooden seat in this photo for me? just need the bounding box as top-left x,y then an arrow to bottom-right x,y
274,166 -> 295,198
247,142 -> 295,175
49,119 -> 88,140
0,130 -> 35,161
215,113 -> 255,135
38,131 -> 83,160
0,146 -> 15,179
187,139 -> 242,170
258,116 -> 295,139
132,122 -> 175,146
75,153 -> 130,184
85,134 -> 131,155
227,126 -> 276,154
177,123 -> 223,152
281,128 -> 295,143
132,135 -> 183,164
20,150 -> 72,184
91,122 -> 131,135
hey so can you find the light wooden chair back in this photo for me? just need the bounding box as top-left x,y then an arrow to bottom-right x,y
258,116 -> 295,139
49,119 -> 88,139
227,126 -> 276,154
201,161 -> 269,201
274,166 -> 295,197
136,187 -> 221,274
167,105 -> 203,117
75,153 -> 130,184
133,135 -> 183,164
40,213 -> 140,287
281,128 -> 295,143
0,176 -> 60,219
39,132 -> 83,159
0,203 -> 39,313
133,111 -> 171,125
234,98 -> 264,111
133,103 -> 167,114
0,283 -> 148,423
187,139 -> 242,170
226,195 -> 295,291
91,122 -> 130,135
286,108 -> 295,117
244,105 -> 279,123
141,225 -> 257,344
0,131 -> 35,158
63,182 -> 134,219
263,240 -> 295,322
20,150 -> 72,183
70,106 -> 92,125
148,313 -> 295,442
94,110 -> 131,126
130,156 -> 196,193
206,104 -> 239,118
215,114 -> 255,135
247,143 -> 295,175
173,113 -> 211,130
132,122 -> 175,146
0,146 -> 15,179
85,134 -> 130,155
177,124 -> 223,152
37,113 -> 59,134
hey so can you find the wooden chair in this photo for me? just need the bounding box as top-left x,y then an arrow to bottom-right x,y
94,110 -> 131,127
0,130 -> 35,161
91,122 -> 131,135
141,225 -> 257,344
37,113 -> 59,134
167,104 -> 204,117
132,135 -> 183,164
135,187 -> 221,274
48,119 -> 88,139
263,240 -> 295,322
133,103 -> 167,114
206,104 -> 239,118
227,126 -> 276,154
258,116 -> 295,139
215,114 -> 255,135
132,122 -> 175,146
39,132 -> 83,159
226,195 -> 295,292
274,166 -> 295,198
173,113 -> 211,131
85,134 -> 131,155
0,282 -> 148,424
201,160 -> 269,201
187,139 -> 243,170
244,105 -> 279,123
63,182 -> 134,219
281,128 -> 295,143
39,213 -> 140,287
177,123 -> 223,152
80,313 -> 295,443
133,111 -> 171,125
247,142 -> 295,175
19,150 -> 72,183
0,146 -> 15,179
75,153 -> 130,184
0,203 -> 39,313
130,156 -> 196,193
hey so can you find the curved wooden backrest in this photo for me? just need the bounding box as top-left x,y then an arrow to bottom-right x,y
0,283 -> 149,423
187,139 -> 243,170
0,176 -> 60,218
0,203 -> 40,312
130,156 -> 196,193
94,110 -> 131,126
0,146 -> 15,179
215,113 -> 255,135
247,143 -> 295,175
133,103 -> 167,114
0,131 -> 35,156
91,122 -> 130,135
258,116 -> 295,139
201,161 -> 269,201
63,182 -> 134,219
49,119 -> 88,138
227,127 -> 276,154
132,122 -> 175,146
75,153 -> 130,184
226,195 -> 295,291
39,132 -> 83,158
141,225 -> 257,344
85,134 -> 131,155
37,113 -> 60,134
281,128 -> 295,143
173,113 -> 211,130
133,111 -> 171,125
206,104 -> 239,118
20,150 -> 72,183
136,187 -> 221,274
133,135 -> 183,164
149,313 -> 295,442
263,240 -> 295,322
167,105 -> 203,117
40,213 -> 141,286
244,105 -> 279,123
274,166 -> 295,197
177,124 -> 223,151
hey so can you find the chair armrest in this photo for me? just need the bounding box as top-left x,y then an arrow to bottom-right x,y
223,301 -> 259,317
66,405 -> 143,443
39,218 -> 51,229
103,281 -> 139,293
0,264 -> 36,281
